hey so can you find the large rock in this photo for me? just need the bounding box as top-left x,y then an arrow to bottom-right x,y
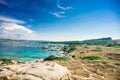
0,62 -> 71,80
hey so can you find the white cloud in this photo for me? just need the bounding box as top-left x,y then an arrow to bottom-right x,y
0,16 -> 25,24
50,11 -> 65,18
57,0 -> 72,10
50,0 -> 72,18
0,22 -> 37,40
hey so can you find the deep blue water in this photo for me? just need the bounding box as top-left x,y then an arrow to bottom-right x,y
0,41 -> 64,61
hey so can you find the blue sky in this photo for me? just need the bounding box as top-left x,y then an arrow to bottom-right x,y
0,0 -> 120,41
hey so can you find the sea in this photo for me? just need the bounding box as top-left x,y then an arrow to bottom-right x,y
0,40 -> 65,61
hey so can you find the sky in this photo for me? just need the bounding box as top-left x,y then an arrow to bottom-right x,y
0,0 -> 120,41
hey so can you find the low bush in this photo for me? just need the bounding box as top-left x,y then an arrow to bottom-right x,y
63,45 -> 76,53
56,57 -> 71,61
44,55 -> 56,61
44,55 -> 70,61
68,47 -> 76,52
82,56 -> 103,60
80,52 -> 85,54
0,58 -> 12,64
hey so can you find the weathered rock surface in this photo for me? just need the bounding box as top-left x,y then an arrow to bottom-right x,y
0,62 -> 71,80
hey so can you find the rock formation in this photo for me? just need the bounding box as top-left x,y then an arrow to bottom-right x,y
0,62 -> 71,80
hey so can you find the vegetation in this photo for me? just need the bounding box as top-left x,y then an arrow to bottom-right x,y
84,45 -> 89,48
55,57 -> 71,61
106,43 -> 120,48
82,56 -> 103,60
44,55 -> 70,61
0,58 -> 12,64
71,55 -> 76,58
56,45 -> 120,80
63,45 -> 76,53
44,55 -> 56,61
91,47 -> 102,52
1,37 -> 120,48
69,47 -> 76,52
80,52 -> 85,54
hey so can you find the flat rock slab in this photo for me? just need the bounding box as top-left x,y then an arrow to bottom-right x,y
0,62 -> 71,80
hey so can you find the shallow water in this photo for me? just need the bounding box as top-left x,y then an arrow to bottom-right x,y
0,41 -> 64,61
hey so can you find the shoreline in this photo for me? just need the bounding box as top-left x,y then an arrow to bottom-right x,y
0,44 -> 67,62
0,44 -> 120,80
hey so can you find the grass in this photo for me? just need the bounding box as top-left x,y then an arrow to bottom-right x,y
113,45 -> 120,48
82,56 -> 103,60
56,45 -> 120,80
84,45 -> 89,48
80,52 -> 85,54
91,49 -> 102,52
91,47 -> 102,52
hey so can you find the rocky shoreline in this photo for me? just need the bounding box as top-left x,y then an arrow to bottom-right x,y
0,60 -> 71,80
0,44 -> 76,80
0,45 -> 74,80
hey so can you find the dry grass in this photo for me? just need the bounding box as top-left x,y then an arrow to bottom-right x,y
55,45 -> 120,80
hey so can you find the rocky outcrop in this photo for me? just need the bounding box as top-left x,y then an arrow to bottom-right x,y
0,62 -> 71,80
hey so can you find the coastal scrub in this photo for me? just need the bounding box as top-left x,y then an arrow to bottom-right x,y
44,55 -> 71,61
0,58 -> 12,64
82,56 -> 103,60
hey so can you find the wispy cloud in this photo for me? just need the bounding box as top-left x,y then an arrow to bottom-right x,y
57,0 -> 72,10
0,22 -> 37,40
0,16 -> 25,24
0,0 -> 7,5
50,0 -> 72,18
50,11 -> 65,18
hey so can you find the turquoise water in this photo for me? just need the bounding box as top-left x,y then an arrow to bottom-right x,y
0,41 -> 64,61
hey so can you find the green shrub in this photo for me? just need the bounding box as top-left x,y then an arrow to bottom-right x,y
91,49 -> 102,52
82,56 -> 103,60
63,45 -> 76,53
44,55 -> 56,61
0,58 -> 12,64
44,55 -> 71,61
56,57 -> 70,61
80,52 -> 85,54
68,47 -> 76,52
